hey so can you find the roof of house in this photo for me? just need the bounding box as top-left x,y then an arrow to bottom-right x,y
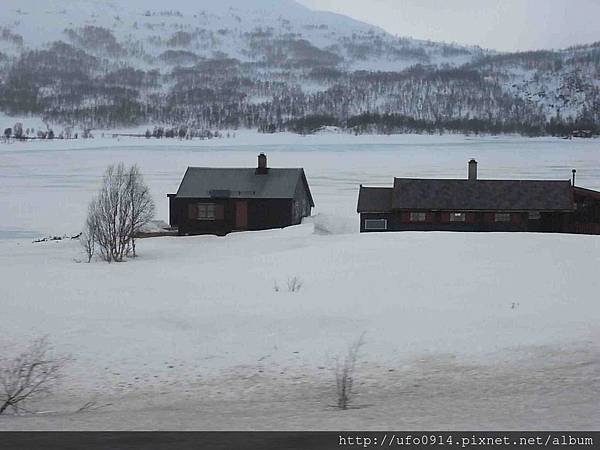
175,167 -> 314,206
391,178 -> 574,211
356,186 -> 393,212
357,178 -> 575,213
573,186 -> 600,200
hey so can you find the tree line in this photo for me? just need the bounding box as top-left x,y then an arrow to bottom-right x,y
0,39 -> 598,137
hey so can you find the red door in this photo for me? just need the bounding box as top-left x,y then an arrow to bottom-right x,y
235,201 -> 248,230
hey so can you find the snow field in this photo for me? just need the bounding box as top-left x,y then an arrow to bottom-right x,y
0,227 -> 599,429
0,134 -> 599,429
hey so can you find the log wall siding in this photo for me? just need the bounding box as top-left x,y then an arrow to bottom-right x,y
170,196 -> 311,236
360,211 -> 588,233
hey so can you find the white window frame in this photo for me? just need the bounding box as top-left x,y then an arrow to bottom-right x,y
450,212 -> 466,222
364,219 -> 388,230
409,212 -> 427,222
197,203 -> 216,221
494,213 -> 511,223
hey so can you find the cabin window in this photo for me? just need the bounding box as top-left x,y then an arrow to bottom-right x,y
409,212 -> 427,222
494,213 -> 511,222
364,219 -> 387,230
196,203 -> 216,220
450,212 -> 466,222
528,211 -> 541,220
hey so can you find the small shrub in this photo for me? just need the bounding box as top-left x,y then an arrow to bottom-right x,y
286,276 -> 303,292
335,333 -> 365,410
0,337 -> 68,415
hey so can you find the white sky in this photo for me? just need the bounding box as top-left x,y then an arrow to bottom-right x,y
297,0 -> 600,52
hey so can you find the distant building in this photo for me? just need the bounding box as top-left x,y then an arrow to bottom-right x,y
168,154 -> 314,235
357,160 -> 600,235
572,130 -> 593,138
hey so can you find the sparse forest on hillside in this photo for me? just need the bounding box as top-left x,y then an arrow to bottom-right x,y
0,3 -> 598,136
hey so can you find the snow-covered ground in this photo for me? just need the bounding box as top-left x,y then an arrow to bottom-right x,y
0,134 -> 599,429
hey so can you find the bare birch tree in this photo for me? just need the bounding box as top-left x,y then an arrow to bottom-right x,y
80,203 -> 96,263
83,163 -> 154,262
91,163 -> 131,262
126,165 -> 155,257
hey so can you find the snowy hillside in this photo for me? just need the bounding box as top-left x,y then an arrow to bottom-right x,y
0,0 -> 469,70
0,0 -> 598,135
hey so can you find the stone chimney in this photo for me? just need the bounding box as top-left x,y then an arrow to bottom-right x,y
468,159 -> 478,181
256,153 -> 268,174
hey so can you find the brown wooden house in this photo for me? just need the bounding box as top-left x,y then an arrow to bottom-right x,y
357,160 -> 600,235
168,154 -> 314,235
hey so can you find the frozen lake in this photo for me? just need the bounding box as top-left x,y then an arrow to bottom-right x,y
1,133 -> 599,239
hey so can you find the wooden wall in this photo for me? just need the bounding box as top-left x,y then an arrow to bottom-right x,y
360,211 -> 577,233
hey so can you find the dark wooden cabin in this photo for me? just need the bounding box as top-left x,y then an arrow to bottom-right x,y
572,130 -> 593,138
168,154 -> 314,235
357,160 -> 600,235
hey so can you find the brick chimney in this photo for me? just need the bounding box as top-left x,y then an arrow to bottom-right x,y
468,159 -> 478,181
256,153 -> 268,174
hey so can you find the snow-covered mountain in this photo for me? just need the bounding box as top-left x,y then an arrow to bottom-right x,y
0,0 -> 476,70
0,0 -> 598,135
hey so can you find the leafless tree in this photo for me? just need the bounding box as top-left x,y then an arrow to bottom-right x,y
0,337 -> 68,415
126,165 -> 155,257
90,163 -> 131,262
335,333 -> 365,410
13,122 -> 23,140
85,163 -> 154,262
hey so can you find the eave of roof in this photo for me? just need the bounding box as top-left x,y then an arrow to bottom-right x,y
573,186 -> 600,200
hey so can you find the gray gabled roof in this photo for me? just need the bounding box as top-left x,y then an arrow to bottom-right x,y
356,186 -> 393,213
175,167 -> 314,206
392,178 -> 574,211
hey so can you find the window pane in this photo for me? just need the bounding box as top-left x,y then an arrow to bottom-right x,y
528,212 -> 541,220
410,212 -> 426,222
450,212 -> 466,222
495,213 -> 511,222
207,204 -> 216,218
365,219 -> 387,230
197,203 -> 217,220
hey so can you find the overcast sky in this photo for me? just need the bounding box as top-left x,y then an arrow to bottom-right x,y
297,0 -> 600,52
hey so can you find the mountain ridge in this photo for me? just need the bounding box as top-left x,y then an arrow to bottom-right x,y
0,0 -> 598,136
